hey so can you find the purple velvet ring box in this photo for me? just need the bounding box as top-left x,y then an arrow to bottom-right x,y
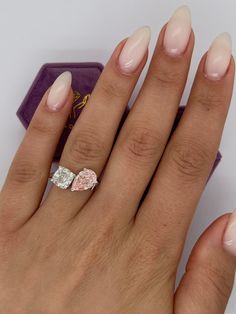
16,63 -> 221,178
17,63 -> 104,160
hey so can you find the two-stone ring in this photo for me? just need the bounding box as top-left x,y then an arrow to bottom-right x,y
50,166 -> 98,192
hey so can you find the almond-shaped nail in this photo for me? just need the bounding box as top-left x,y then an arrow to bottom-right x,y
205,33 -> 232,80
163,5 -> 192,56
119,26 -> 151,73
47,71 -> 72,111
223,209 -> 236,257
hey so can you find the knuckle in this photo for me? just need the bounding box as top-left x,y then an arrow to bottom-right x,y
100,78 -> 124,99
68,129 -> 105,164
204,268 -> 232,300
8,160 -> 40,184
192,265 -> 233,301
170,140 -> 212,180
30,116 -> 57,136
124,126 -> 162,163
150,67 -> 185,89
193,90 -> 225,111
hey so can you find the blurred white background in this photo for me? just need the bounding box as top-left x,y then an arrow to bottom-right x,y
0,0 -> 235,312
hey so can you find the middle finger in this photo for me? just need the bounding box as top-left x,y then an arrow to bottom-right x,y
90,7 -> 194,224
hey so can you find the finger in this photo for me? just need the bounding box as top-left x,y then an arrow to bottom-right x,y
0,72 -> 73,231
135,34 -> 234,259
175,214 -> 236,314
42,26 -> 151,222
223,209 -> 236,257
90,6 -> 194,224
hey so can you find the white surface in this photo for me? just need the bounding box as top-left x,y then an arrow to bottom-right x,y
0,0 -> 235,312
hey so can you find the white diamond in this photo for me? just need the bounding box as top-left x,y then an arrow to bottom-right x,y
51,166 -> 76,189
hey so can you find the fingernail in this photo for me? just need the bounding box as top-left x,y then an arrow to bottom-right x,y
47,71 -> 72,111
163,5 -> 192,56
119,26 -> 151,73
205,33 -> 232,80
223,209 -> 236,256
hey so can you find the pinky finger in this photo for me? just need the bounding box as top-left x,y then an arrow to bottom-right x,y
174,214 -> 236,314
0,72 -> 73,231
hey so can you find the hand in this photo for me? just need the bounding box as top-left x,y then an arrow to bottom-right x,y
0,6 -> 235,314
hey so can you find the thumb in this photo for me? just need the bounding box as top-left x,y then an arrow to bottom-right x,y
174,213 -> 236,314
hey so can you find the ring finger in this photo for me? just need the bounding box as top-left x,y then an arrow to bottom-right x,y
42,26 -> 151,221
87,6 -> 194,224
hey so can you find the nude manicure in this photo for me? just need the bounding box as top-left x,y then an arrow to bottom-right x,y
205,33 -> 232,80
47,71 -> 72,111
223,209 -> 236,257
119,26 -> 151,73
163,5 -> 192,56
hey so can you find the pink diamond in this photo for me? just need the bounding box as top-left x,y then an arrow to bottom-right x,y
71,168 -> 98,191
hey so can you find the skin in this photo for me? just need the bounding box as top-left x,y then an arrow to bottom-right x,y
0,25 -> 235,314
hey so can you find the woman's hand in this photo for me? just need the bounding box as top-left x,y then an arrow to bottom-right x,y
0,6 -> 235,314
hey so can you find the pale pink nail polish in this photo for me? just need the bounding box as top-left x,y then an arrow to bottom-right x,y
163,5 -> 192,56
205,33 -> 232,80
119,26 -> 151,73
47,71 -> 72,111
223,209 -> 236,257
